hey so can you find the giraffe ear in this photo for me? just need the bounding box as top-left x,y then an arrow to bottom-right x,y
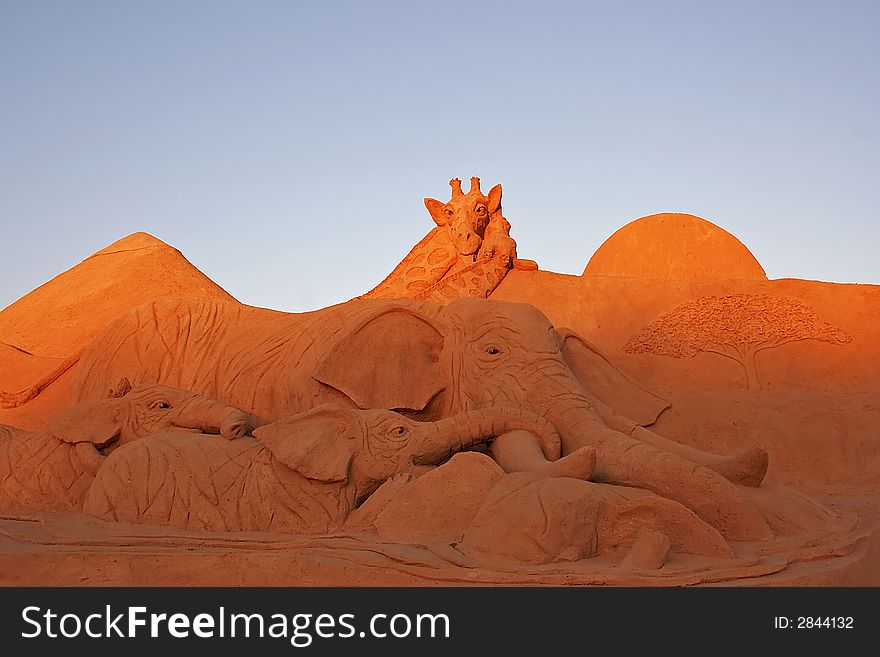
425,198 -> 447,227
487,184 -> 502,214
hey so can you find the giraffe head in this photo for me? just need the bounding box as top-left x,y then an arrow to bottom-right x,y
424,177 -> 503,256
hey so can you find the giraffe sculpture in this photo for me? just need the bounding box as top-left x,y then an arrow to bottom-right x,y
361,177 -> 536,302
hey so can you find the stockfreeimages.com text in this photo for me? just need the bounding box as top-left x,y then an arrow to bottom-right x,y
21,605 -> 450,647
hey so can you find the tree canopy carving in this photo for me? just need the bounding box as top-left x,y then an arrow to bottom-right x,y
624,294 -> 852,390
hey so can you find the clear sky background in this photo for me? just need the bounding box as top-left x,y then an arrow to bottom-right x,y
1,0 -> 877,313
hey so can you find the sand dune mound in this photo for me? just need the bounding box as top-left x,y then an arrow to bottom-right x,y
583,213 -> 767,281
0,342 -> 67,391
0,232 -> 235,358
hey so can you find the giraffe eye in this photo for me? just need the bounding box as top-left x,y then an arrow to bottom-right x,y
475,205 -> 486,215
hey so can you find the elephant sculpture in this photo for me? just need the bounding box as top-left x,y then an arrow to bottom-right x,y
32,296 -> 771,540
356,451 -> 737,567
82,405 -> 562,533
0,378 -> 255,511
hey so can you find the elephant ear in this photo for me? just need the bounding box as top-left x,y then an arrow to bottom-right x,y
46,400 -> 123,446
558,328 -> 670,427
254,405 -> 358,483
314,308 -> 445,412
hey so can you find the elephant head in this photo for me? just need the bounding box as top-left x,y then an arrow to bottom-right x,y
47,377 -> 256,454
313,298 -> 774,541
314,299 -> 665,442
253,403 -> 559,505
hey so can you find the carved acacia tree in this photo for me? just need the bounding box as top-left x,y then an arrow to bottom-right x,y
624,294 -> 852,391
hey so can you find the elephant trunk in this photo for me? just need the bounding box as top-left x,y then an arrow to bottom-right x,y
220,407 -> 258,439
538,386 -> 774,541
411,407 -> 560,466
171,399 -> 255,439
538,391 -> 624,469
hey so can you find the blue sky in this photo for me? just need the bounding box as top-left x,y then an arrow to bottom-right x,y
1,0 -> 877,312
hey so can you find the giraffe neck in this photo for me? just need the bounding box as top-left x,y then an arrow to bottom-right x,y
360,227 -> 459,299
415,255 -> 512,302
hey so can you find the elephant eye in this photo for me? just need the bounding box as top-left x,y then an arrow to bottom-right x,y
389,426 -> 408,438
445,207 -> 454,216
485,345 -> 502,356
151,401 -> 171,410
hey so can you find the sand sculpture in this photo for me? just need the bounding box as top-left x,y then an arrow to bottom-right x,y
65,295 -> 778,533
4,293 -> 815,546
0,184 -> 875,585
84,405 -> 588,533
0,379 -> 254,511
362,177 -> 535,302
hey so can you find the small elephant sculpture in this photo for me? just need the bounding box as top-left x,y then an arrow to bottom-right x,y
457,466 -> 737,568
0,378 -> 256,511
359,451 -> 736,568
82,404 -> 561,533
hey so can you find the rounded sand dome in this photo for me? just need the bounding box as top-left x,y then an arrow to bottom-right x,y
582,213 -> 767,281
